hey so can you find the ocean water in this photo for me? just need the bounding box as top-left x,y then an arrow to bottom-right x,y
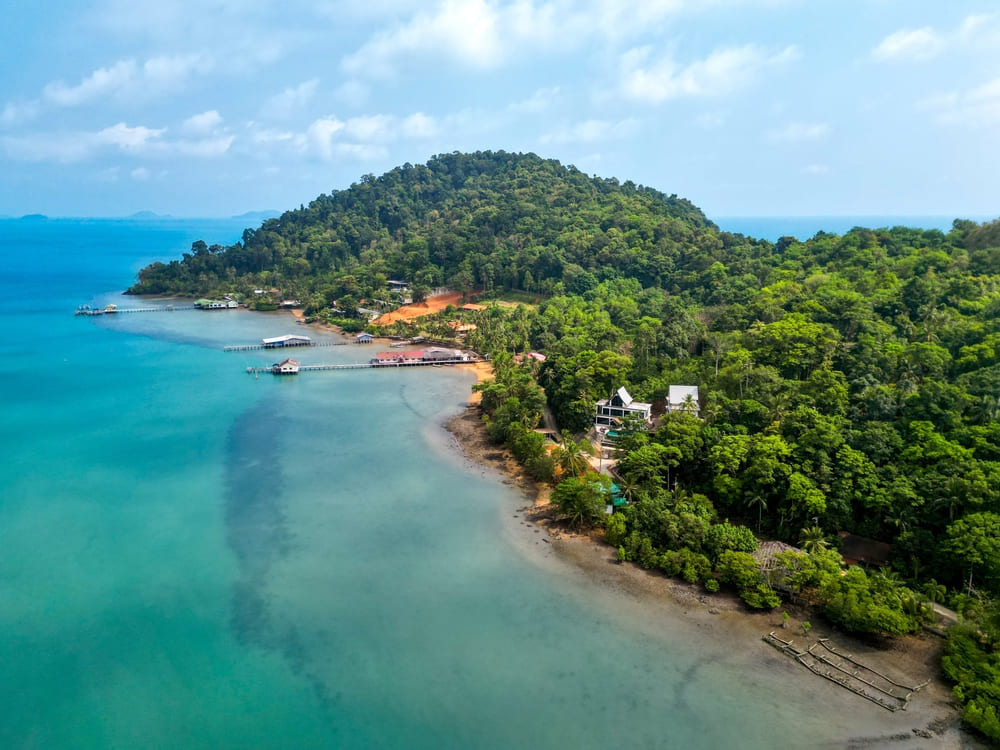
0,218 -> 923,749
714,215 -> 994,242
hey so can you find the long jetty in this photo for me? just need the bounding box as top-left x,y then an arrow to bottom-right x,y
247,359 -> 475,375
76,305 -> 195,316
224,341 -> 349,352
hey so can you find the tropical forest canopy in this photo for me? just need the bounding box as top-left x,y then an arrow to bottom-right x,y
132,151 -> 1000,739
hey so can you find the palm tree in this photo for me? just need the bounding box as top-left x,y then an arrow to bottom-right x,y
617,476 -> 639,505
746,494 -> 768,534
972,394 -> 1000,425
556,430 -> 593,478
799,526 -> 829,554
932,478 -> 966,522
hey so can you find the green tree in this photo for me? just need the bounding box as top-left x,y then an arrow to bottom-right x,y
944,512 -> 1000,595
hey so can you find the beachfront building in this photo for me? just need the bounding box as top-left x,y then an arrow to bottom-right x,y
262,334 -> 311,348
595,386 -> 652,427
195,298 -> 239,309
423,346 -> 464,361
373,350 -> 425,366
272,358 -> 300,374
667,385 -> 700,415
356,332 -> 374,344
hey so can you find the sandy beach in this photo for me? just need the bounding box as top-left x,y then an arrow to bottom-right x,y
443,401 -> 987,749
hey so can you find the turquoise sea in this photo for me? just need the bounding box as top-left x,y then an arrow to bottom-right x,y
0,218 -> 942,749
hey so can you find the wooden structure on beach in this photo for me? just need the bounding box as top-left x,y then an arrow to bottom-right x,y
762,632 -> 928,711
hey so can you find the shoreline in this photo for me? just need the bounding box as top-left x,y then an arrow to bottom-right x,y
443,399 -> 984,749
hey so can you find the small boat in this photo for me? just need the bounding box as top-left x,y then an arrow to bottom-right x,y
104,304 -> 118,313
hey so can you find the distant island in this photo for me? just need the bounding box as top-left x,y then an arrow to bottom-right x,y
130,150 -> 1000,742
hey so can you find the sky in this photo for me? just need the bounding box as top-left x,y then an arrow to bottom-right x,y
0,0 -> 998,219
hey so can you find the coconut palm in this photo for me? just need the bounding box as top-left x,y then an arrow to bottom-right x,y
556,430 -> 594,478
799,526 -> 829,555
746,494 -> 768,534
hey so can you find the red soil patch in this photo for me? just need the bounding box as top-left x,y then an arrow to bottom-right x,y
374,292 -> 464,325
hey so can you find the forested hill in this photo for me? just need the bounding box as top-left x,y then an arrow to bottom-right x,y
132,152 -> 1000,738
127,150 -> 731,302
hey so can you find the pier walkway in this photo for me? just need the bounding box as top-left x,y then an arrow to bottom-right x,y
247,359 -> 475,375
76,305 -> 195,316
225,340 -> 350,352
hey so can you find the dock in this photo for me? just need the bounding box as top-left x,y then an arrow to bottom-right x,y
246,359 -> 474,375
762,633 -> 928,711
75,304 -> 195,316
225,340 -> 348,352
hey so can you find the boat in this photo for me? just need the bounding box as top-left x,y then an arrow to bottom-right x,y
104,304 -> 118,313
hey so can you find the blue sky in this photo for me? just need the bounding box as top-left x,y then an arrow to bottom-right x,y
1,1 -> 997,219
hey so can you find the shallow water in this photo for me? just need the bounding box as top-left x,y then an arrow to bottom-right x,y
0,218 -> 945,748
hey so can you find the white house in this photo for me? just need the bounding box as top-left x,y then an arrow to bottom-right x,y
595,386 -> 652,427
667,385 -> 700,415
356,332 -> 374,344
272,358 -> 300,374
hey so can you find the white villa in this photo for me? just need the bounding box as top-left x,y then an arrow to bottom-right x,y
595,386 -> 652,427
667,385 -> 700,415
272,358 -> 300,375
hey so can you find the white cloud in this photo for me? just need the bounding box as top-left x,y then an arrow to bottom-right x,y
342,0 -> 792,77
620,44 -> 798,102
96,123 -> 166,151
174,135 -> 234,157
920,76 -> 1000,128
252,127 -> 296,145
262,110 -> 441,161
342,0 -> 511,76
43,60 -> 137,106
304,117 -> 346,159
873,13 -> 1000,63
767,121 -> 830,142
182,110 -> 223,134
343,114 -> 395,142
401,112 -> 438,138
131,167 -> 151,180
541,117 -> 639,144
142,53 -> 213,90
30,53 -> 214,114
2,121 -> 234,162
871,27 -> 942,62
264,79 -> 319,119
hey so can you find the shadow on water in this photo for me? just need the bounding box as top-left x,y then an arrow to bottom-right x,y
224,398 -> 340,716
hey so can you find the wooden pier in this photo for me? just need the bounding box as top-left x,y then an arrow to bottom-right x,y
246,359 -> 475,375
225,340 -> 348,352
75,305 -> 195,316
762,633 -> 928,711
